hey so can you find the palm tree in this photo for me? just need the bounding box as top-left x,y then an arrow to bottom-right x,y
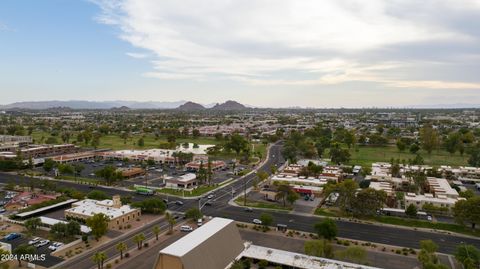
92,251 -> 107,269
153,225 -> 161,241
165,212 -> 176,234
116,242 -> 127,259
133,233 -> 146,250
275,184 -> 292,207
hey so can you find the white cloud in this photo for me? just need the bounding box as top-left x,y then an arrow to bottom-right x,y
126,52 -> 148,59
91,0 -> 480,89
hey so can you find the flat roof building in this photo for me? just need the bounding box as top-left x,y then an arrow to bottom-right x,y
65,195 -> 140,229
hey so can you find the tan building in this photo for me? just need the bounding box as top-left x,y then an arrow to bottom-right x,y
64,195 -> 140,229
154,218 -> 244,269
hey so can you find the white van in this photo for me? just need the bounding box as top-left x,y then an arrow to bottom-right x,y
180,225 -> 193,232
197,219 -> 203,226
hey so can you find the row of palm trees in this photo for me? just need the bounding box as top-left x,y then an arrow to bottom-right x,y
92,212 -> 177,269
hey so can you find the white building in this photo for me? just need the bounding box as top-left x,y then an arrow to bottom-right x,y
165,173 -> 198,189
64,195 -> 140,229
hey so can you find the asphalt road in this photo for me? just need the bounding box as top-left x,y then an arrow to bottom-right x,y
1,141 -> 480,257
54,215 -> 182,269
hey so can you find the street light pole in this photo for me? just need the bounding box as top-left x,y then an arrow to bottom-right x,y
244,177 -> 247,206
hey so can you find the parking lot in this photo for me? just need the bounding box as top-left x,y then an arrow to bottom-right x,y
34,158 -> 248,189
1,234 -> 64,267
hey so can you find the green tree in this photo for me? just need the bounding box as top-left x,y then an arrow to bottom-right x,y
132,198 -> 166,214
313,218 -> 337,240
329,143 -> 350,164
225,133 -> 249,155
418,240 -> 439,267
454,244 -> 480,269
275,184 -> 293,207
24,217 -> 42,233
165,212 -> 176,234
336,246 -> 367,264
406,204 -> 418,218
259,213 -> 273,228
86,213 -> 109,241
420,124 -> 438,154
185,208 -> 203,221
87,190 -> 110,200
453,196 -> 480,229
116,242 -> 127,259
286,191 -> 300,205
351,188 -> 387,217
410,143 -> 420,154
153,226 -> 161,241
92,251 -> 107,269
133,233 -> 146,250
13,244 -> 36,267
396,139 -> 407,152
304,239 -> 334,258
43,158 -> 56,172
73,163 -> 85,180
138,137 -> 145,147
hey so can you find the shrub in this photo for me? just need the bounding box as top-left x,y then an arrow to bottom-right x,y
125,252 -> 130,258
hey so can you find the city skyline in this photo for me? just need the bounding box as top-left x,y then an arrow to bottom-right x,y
1,0 -> 480,107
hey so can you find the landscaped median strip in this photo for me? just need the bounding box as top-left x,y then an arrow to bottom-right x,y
314,208 -> 480,238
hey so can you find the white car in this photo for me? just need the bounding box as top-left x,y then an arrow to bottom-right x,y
427,216 -> 432,221
35,240 -> 50,248
252,219 -> 262,225
180,225 -> 193,232
207,194 -> 214,199
48,242 -> 63,251
28,237 -> 40,245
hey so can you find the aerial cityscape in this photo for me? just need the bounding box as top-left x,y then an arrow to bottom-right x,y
1,1 -> 480,269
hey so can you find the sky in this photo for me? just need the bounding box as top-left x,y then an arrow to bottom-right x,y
1,0 -> 480,108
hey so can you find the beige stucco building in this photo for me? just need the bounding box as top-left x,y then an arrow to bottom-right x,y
64,195 -> 140,229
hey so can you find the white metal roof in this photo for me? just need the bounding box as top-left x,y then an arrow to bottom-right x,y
241,243 -> 380,269
160,217 -> 233,257
39,216 -> 91,233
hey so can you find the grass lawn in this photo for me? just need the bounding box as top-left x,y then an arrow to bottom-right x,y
57,175 -> 100,184
235,197 -> 292,211
31,131 -> 223,150
346,145 -> 468,167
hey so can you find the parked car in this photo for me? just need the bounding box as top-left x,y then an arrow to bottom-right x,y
28,237 -> 40,245
48,242 -> 63,251
175,201 -> 184,206
205,201 -> 213,206
4,233 -> 21,241
427,216 -> 432,221
252,219 -> 262,225
0,208 -> 6,213
35,240 -> 50,248
207,194 -> 214,199
180,225 -> 193,232
197,219 -> 203,226
244,207 -> 253,212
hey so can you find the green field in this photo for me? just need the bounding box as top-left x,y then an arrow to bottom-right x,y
346,145 -> 468,167
31,131 -> 267,158
31,131 -> 221,150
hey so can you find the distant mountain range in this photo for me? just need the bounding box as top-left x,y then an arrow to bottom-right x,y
0,100 -> 249,110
